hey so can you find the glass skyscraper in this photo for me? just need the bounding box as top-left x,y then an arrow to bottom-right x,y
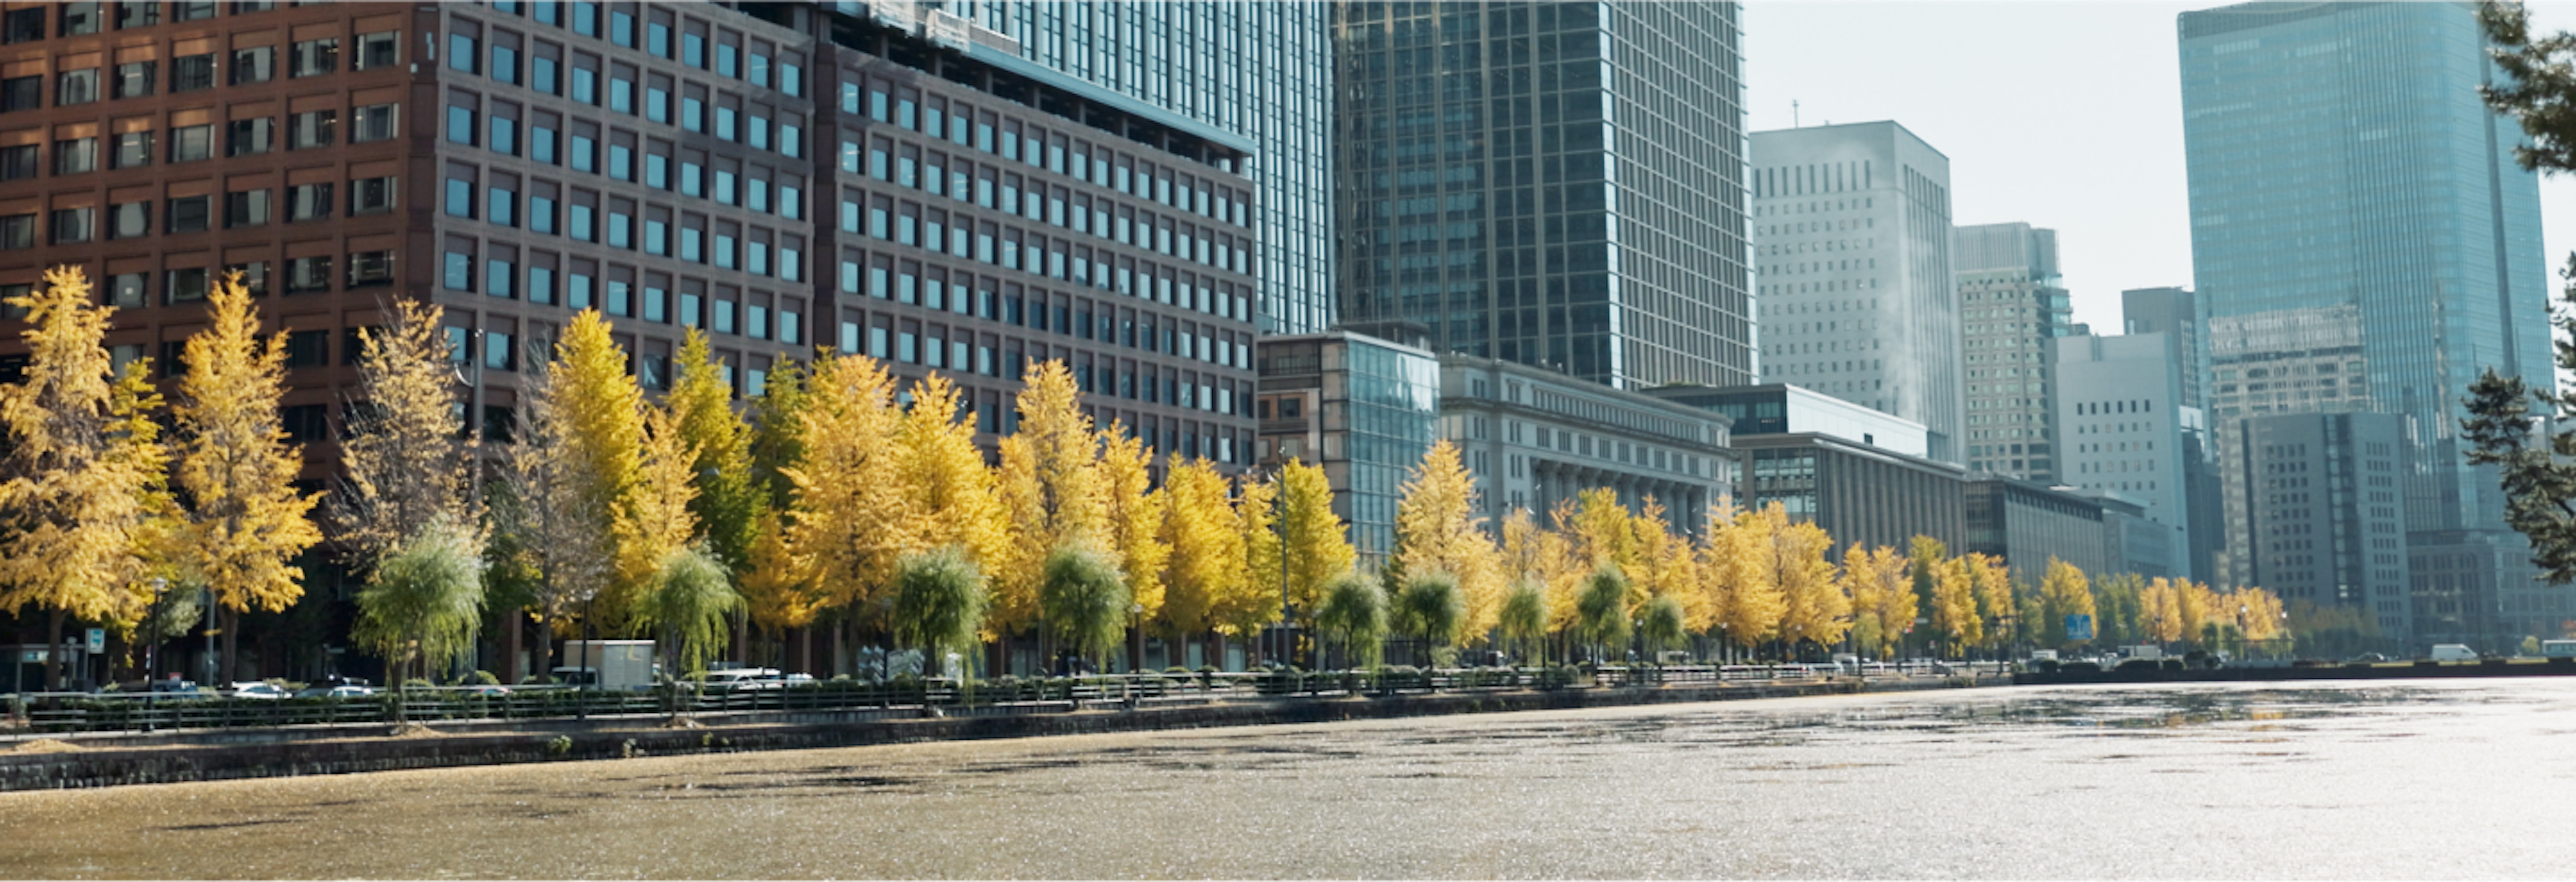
2180,1 -> 2551,542
1332,1 -> 1753,392
942,1 -> 1336,335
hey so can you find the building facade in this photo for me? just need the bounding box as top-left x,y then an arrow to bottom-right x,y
1332,1 -> 1752,390
1952,221 -> 2070,483
935,0 -> 1335,335
1748,121 -> 1961,461
1438,352 -> 1733,535
1644,382 -> 1927,457
1253,329 -> 1438,564
1964,474 -> 2116,580
1732,431 -> 1965,556
2235,412 -> 2412,640
2406,529 -> 2559,653
2180,3 -> 2551,610
2053,332 -> 2197,578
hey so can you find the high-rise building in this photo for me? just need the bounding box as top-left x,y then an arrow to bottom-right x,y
2180,1 -> 2550,546
1953,222 -> 2072,483
1748,122 -> 1962,461
2206,304 -> 2373,588
2234,412 -> 2414,640
2053,333 -> 2197,579
2118,287 -> 2224,579
942,0 -> 1335,334
2121,287 -> 2208,410
1332,1 -> 1752,391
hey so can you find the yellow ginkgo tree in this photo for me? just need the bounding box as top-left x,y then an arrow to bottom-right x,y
173,272 -> 322,680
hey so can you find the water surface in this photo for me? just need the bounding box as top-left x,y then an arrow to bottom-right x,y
5,679 -> 2572,879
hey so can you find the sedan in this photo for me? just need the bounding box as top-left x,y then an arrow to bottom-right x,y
294,685 -> 378,699
225,681 -> 290,700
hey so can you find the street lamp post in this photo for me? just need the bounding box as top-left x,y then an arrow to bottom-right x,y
142,577 -> 168,683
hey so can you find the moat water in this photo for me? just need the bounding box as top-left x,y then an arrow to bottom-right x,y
6,679 -> 2573,879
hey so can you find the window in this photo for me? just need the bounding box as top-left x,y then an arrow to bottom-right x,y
0,213 -> 30,250
164,268 -> 209,304
114,1 -> 157,29
166,196 -> 209,233
112,131 -> 151,168
606,144 -> 629,180
448,33 -> 478,73
171,54 -> 215,92
570,65 -> 595,103
47,207 -> 89,243
287,256 -> 331,294
291,38 -> 337,78
492,45 -> 518,85
224,189 -> 269,227
230,46 -> 274,85
0,76 -> 47,119
226,261 -> 266,298
351,175 -> 396,215
780,62 -> 800,98
488,186 -> 515,227
111,61 -> 152,99
569,204 -> 592,241
173,1 -> 214,21
446,105 -> 475,146
490,116 -> 516,156
287,182 -> 331,221
444,176 -> 474,218
168,124 -> 212,162
0,144 -> 32,180
608,75 -> 631,113
531,125 -> 556,164
107,201 -> 148,238
355,30 -> 398,69
108,272 -> 145,307
53,137 -> 94,174
487,260 -> 513,299
284,331 -> 330,368
527,195 -> 553,233
682,97 -> 702,131
569,135 -> 593,172
682,32 -> 704,68
352,104 -> 396,143
609,9 -> 633,46
291,109 -> 335,149
2,7 -> 45,44
443,250 -> 473,292
227,117 -> 273,155
532,56 -> 557,95
649,21 -> 669,56
58,2 -> 99,36
529,266 -> 553,305
571,1 -> 596,36
484,331 -> 514,372
56,68 -> 98,106
347,250 -> 394,288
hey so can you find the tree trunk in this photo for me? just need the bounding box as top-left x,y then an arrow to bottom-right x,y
1212,631 -> 1229,672
219,606 -> 239,683
43,607 -> 64,690
500,608 -> 524,684
534,618 -> 555,685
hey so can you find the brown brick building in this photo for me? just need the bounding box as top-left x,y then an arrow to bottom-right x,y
0,1 -> 1259,681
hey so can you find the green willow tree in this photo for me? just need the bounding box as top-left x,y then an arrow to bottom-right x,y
2463,2 -> 2576,583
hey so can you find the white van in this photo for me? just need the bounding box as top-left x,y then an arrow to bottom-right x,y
2429,644 -> 2478,662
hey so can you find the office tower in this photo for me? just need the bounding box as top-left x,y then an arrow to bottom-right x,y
2116,286 -> 2223,580
943,1 -> 1334,335
1953,222 -> 2072,483
1254,330 -> 1440,564
0,3 -> 1269,681
2235,412 -> 2414,640
2121,287 -> 2208,410
2206,305 -> 2373,588
2180,2 -> 2549,550
1749,122 -> 1964,462
2053,333 -> 2194,578
1332,1 -> 1753,392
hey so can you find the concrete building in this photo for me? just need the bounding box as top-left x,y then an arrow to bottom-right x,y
1332,1 -> 1753,391
2206,304 -> 2373,588
1254,329 -> 1439,564
2182,2 -> 2551,643
2117,286 -> 2224,582
1748,121 -> 1962,461
2053,332 -> 2196,578
2122,286 -> 2208,409
1643,382 -> 1927,458
1438,353 -> 1733,535
1953,222 -> 2072,483
936,0 -> 1336,334
2235,412 -> 2412,640
1731,431 -> 1965,556
2407,529 -> 2560,654
2070,487 -> 2180,580
1964,474 -> 2116,580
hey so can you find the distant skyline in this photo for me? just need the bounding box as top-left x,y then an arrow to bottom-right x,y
1743,1 -> 2576,335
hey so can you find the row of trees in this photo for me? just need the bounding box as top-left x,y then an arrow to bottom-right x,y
0,266 -> 2300,687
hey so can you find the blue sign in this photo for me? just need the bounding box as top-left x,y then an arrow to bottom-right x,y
2065,614 -> 2095,642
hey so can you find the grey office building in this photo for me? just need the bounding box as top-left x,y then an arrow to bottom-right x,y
1953,222 -> 2072,483
1749,121 -> 1962,462
945,0 -> 1336,333
1332,1 -> 1752,390
2236,412 -> 2412,640
2181,3 -> 2551,635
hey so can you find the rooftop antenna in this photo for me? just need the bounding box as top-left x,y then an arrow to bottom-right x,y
1792,100 -> 1801,128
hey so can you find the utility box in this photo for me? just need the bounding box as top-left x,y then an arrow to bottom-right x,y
555,640 -> 657,690
2123,645 -> 2164,661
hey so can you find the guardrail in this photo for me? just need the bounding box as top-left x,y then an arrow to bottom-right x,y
1,662 -> 1977,736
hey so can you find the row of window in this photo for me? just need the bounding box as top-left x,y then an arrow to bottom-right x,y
447,19 -> 802,165
444,99 -> 804,224
2,3 -> 256,45
3,176 -> 394,249
476,3 -> 802,99
436,242 -> 806,351
844,78 -> 1248,230
838,192 -> 1251,317
847,136 -> 1248,280
1,33 -> 393,113
836,256 -> 1250,376
0,105 -> 398,183
441,169 -> 804,284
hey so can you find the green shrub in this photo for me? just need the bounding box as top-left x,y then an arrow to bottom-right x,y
470,670 -> 500,685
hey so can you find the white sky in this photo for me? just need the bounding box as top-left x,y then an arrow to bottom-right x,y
1742,1 -> 2576,333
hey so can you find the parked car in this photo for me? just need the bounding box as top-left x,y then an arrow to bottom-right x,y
462,684 -> 513,697
294,684 -> 378,699
2349,652 -> 2393,664
142,679 -> 214,699
224,681 -> 289,700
